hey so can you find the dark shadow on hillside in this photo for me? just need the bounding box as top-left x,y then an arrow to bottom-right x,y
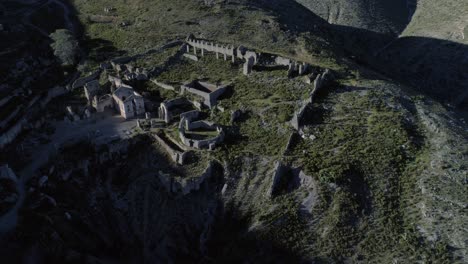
203,202 -> 303,264
82,37 -> 127,63
248,0 -> 468,111
1,137 -> 304,263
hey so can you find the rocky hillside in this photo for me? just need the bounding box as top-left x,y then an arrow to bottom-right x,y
294,0 -> 410,35
376,0 -> 468,108
0,0 -> 466,263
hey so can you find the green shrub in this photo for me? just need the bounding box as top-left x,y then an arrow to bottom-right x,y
50,29 -> 79,67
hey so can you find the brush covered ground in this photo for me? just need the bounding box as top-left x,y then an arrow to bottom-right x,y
1,0 -> 467,263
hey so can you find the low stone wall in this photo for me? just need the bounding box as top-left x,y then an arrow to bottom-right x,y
183,53 -> 198,61
151,79 -> 176,91
290,99 -> 311,130
266,161 -> 288,198
152,132 -> 187,165
180,110 -> 201,122
283,132 -> 297,155
186,120 -> 216,131
290,69 -> 333,130
41,86 -> 68,107
72,71 -> 101,89
178,117 -> 224,150
275,56 -> 291,66
180,82 -> 227,108
157,161 -> 215,195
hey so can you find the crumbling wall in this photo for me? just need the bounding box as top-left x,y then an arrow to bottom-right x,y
180,81 -> 227,108
185,120 -> 216,131
183,53 -> 199,61
157,161 -> 215,195
159,98 -> 190,123
275,56 -> 292,66
186,37 -> 235,62
243,56 -> 255,75
151,80 -> 176,91
266,161 -> 288,198
180,110 -> 201,122
72,71 -> 101,89
178,117 -> 224,150
84,80 -> 100,101
93,94 -> 114,112
290,69 -> 333,130
152,133 -> 187,165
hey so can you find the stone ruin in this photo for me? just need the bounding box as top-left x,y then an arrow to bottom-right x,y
266,161 -> 315,201
290,69 -> 333,130
80,74 -> 146,119
243,56 -> 255,75
112,84 -> 145,119
186,35 -> 236,62
72,70 -> 101,90
110,61 -> 148,81
178,110 -> 224,150
158,161 -> 216,195
180,80 -> 228,109
158,97 -> 194,123
84,80 -> 100,101
274,56 -> 310,77
103,7 -> 115,13
184,35 -> 311,78
152,131 -> 188,165
92,94 -> 113,112
65,105 -> 93,122
151,79 -> 177,91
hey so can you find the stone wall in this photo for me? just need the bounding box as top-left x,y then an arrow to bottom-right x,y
93,94 -> 114,112
41,86 -> 68,108
186,37 -> 236,62
243,56 -> 255,75
290,69 -> 333,130
180,110 -> 201,122
185,120 -> 216,131
158,97 -> 190,123
151,80 -> 176,91
290,100 -> 311,130
152,132 -> 187,165
180,81 -> 227,108
275,56 -> 292,66
72,71 -> 101,89
266,161 -> 288,198
157,161 -> 215,195
178,117 -> 224,150
84,80 -> 100,102
183,53 -> 199,61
